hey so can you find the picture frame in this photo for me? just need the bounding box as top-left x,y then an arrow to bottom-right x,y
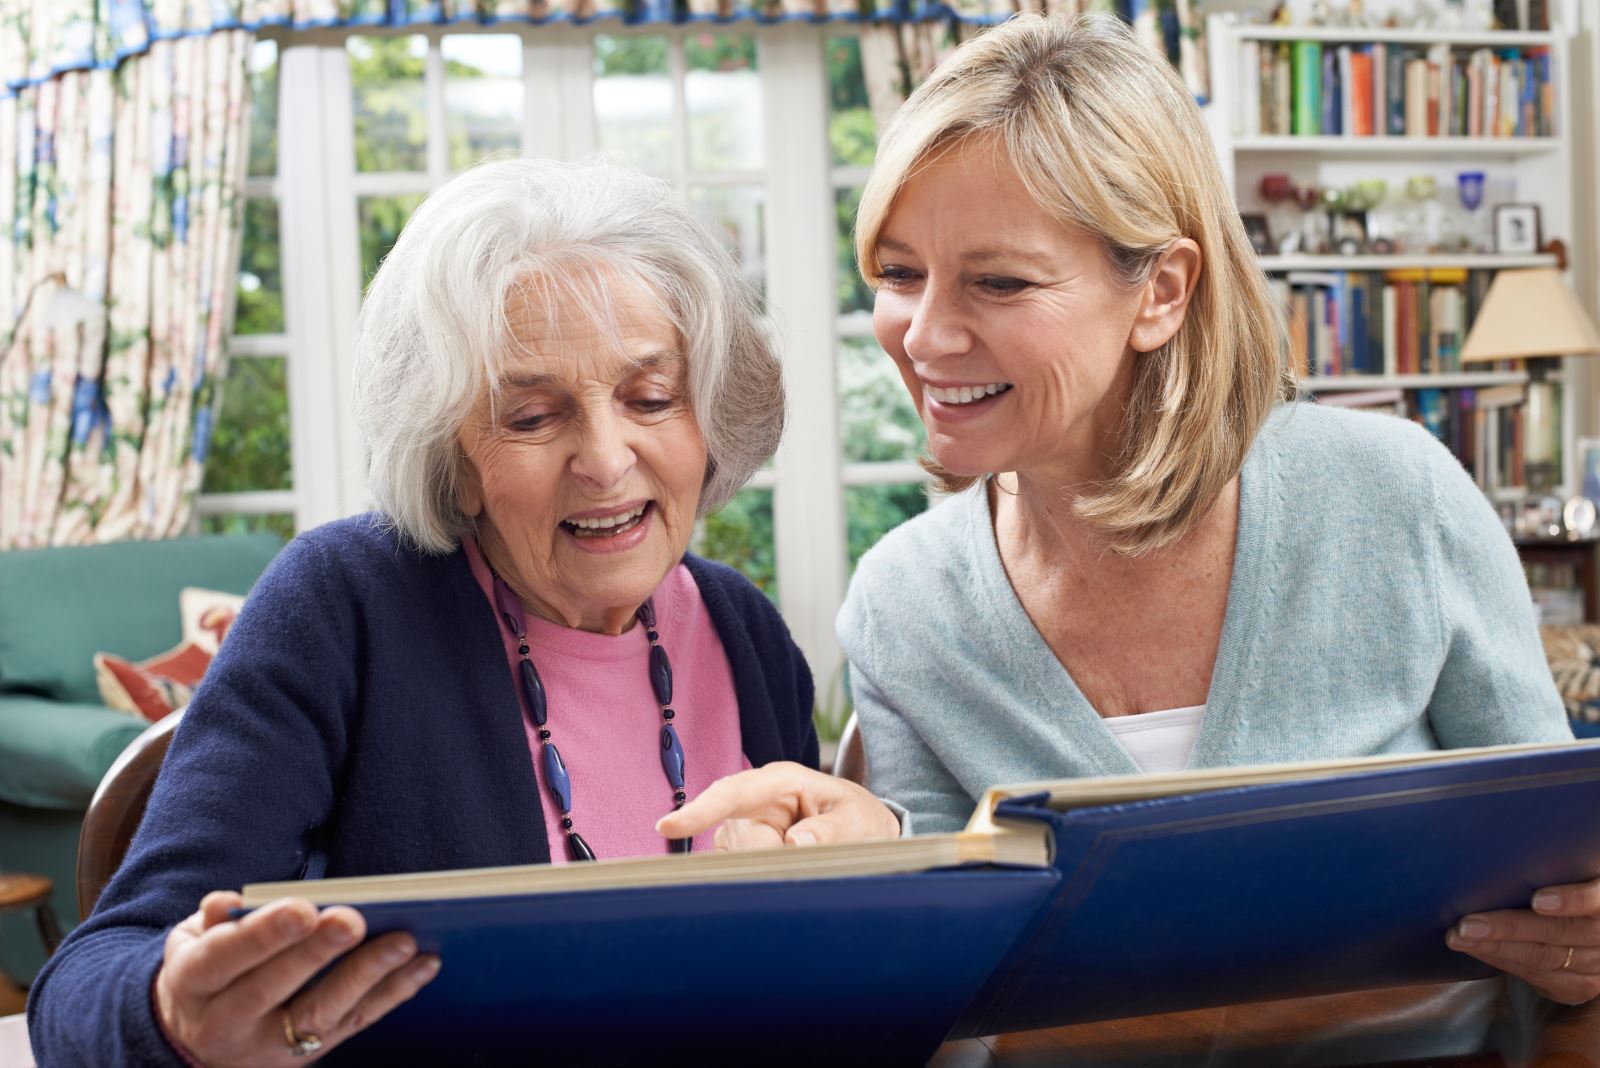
1493,203 -> 1542,254
1240,213 -> 1272,256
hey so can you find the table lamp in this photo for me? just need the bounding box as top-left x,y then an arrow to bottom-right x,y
1460,267 -> 1600,494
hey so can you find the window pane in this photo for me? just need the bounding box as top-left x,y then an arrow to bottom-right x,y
846,484 -> 928,569
685,35 -> 762,172
201,513 -> 296,542
359,194 -> 426,288
836,186 -> 872,316
349,35 -> 428,173
235,199 -> 283,335
203,357 -> 292,494
247,40 -> 278,178
594,35 -> 672,175
442,34 -> 522,171
838,337 -> 925,464
689,185 -> 764,297
827,36 -> 875,168
697,488 -> 776,603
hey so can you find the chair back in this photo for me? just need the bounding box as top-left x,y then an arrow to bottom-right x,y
832,711 -> 867,785
76,709 -> 183,918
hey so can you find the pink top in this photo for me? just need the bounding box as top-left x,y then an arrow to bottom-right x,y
465,539 -> 750,861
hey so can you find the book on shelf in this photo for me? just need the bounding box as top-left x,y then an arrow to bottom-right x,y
1274,268 -> 1492,379
239,741 -> 1600,1062
1233,36 -> 1555,139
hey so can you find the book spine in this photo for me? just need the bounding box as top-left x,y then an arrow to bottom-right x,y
1499,60 -> 1514,136
1405,58 -> 1427,137
1240,40 -> 1260,136
1418,277 -> 1432,374
1322,46 -> 1339,135
1371,43 -> 1386,137
1386,46 -> 1404,135
1338,45 -> 1354,137
1351,49 -> 1373,136
1290,288 -> 1311,378
1381,284 -> 1397,378
1467,53 -> 1482,137
1293,41 -> 1322,136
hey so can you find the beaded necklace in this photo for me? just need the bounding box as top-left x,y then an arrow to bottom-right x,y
490,572 -> 691,861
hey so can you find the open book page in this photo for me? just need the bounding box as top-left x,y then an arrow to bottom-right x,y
972,738 -> 1597,818
241,819 -> 1051,908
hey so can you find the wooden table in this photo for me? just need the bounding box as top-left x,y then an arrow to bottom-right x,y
6,981 -> 1598,1067
930,981 -> 1600,1068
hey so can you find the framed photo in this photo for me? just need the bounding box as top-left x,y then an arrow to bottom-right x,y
1494,203 -> 1542,254
1240,212 -> 1272,256
1578,437 -> 1600,504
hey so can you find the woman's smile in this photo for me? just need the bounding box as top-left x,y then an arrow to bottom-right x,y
559,500 -> 656,553
922,381 -> 1015,424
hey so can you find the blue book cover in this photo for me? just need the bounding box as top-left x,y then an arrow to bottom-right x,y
242,741 -> 1600,1058
954,741 -> 1600,1036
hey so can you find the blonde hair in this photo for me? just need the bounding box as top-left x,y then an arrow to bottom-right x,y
855,13 -> 1290,556
355,156 -> 783,553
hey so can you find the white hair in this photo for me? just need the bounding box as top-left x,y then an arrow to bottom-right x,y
353,156 -> 784,553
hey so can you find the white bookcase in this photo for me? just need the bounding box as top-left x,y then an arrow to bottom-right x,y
1205,15 -> 1580,496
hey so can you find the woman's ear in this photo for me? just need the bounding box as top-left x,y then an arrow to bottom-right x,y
1128,238 -> 1202,354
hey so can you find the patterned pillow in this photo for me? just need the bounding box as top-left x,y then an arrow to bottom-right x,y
94,587 -> 245,722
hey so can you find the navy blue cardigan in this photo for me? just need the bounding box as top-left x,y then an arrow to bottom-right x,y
28,516 -> 816,1067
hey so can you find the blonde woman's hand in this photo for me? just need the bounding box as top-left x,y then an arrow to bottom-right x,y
656,761 -> 901,851
153,892 -> 440,1067
1447,875 -> 1600,1005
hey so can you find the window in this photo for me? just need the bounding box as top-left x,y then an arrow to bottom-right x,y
828,35 -> 933,571
223,26 -> 930,703
197,40 -> 296,543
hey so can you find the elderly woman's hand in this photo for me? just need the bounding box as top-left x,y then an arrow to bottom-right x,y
153,892 -> 440,1066
1447,876 -> 1600,1004
656,762 -> 901,850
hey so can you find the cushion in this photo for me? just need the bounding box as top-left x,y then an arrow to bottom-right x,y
93,586 -> 245,721
0,694 -> 149,809
0,533 -> 280,704
94,648 -> 205,722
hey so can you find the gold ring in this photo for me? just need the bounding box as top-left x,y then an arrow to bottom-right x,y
1561,945 -> 1576,971
281,1007 -> 323,1057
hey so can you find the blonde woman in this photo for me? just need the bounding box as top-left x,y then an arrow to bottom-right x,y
675,13 -> 1597,1007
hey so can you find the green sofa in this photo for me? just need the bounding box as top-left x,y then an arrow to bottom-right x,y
0,533 -> 282,982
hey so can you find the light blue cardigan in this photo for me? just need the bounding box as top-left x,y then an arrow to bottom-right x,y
839,402 -> 1573,835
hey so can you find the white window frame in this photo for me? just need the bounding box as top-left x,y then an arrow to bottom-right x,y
211,22 -> 935,697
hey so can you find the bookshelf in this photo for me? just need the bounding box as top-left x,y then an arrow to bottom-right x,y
1232,136 -> 1559,157
1300,371 -> 1529,392
1205,15 -> 1580,499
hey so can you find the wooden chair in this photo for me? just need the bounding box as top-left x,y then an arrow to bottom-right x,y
76,710 -> 183,919
832,711 -> 867,786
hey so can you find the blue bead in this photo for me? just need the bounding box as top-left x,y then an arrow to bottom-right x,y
649,645 -> 673,705
635,599 -> 656,628
519,658 -> 547,726
543,743 -> 572,814
660,723 -> 686,790
568,831 -> 596,862
669,836 -> 692,854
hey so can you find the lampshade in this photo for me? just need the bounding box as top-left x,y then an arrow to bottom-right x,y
1460,268 -> 1600,363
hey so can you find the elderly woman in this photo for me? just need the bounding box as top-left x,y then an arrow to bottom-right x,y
27,157 -> 887,1066
677,13 -> 1600,1009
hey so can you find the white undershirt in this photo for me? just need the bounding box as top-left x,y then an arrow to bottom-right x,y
1103,704 -> 1207,773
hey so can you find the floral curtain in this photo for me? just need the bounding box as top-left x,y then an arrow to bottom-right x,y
1,5 -> 253,547
857,0 -> 1210,127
